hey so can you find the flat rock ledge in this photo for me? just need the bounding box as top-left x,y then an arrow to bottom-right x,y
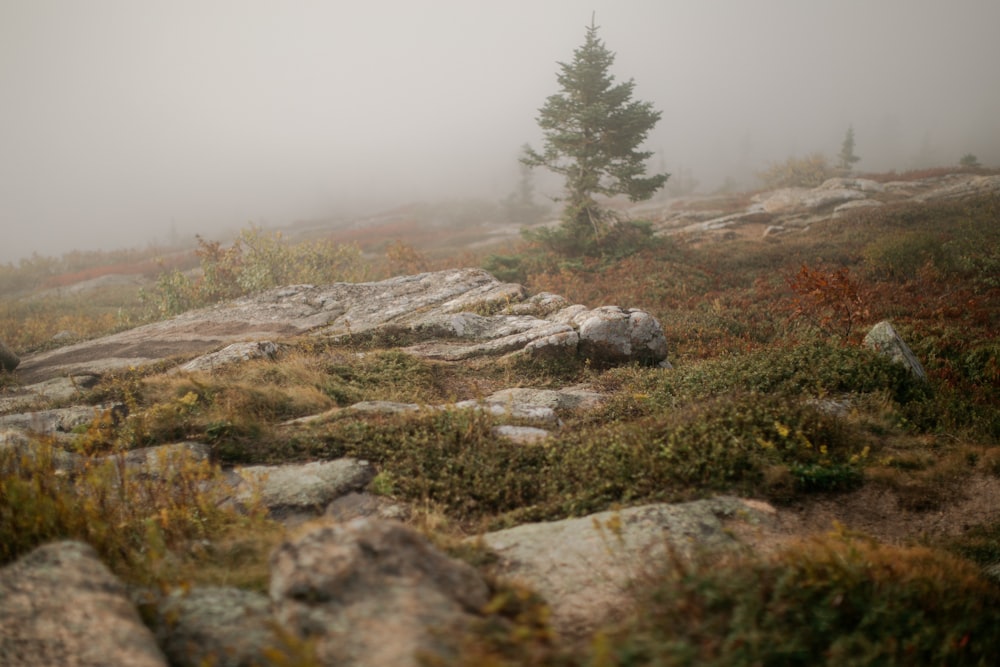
10,269 -> 668,396
478,497 -> 776,639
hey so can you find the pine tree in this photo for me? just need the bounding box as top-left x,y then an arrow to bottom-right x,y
523,16 -> 667,252
502,144 -> 548,224
959,153 -> 981,168
837,125 -> 861,171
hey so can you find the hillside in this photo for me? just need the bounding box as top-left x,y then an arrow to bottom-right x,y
1,170 -> 1000,665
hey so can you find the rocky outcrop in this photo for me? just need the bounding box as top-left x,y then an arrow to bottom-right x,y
912,173 -> 1000,201
752,181 -> 871,214
270,518 -> 490,667
0,541 -> 168,667
10,269 -> 668,395
656,172 -> 1000,240
478,497 -> 775,639
864,320 -> 927,381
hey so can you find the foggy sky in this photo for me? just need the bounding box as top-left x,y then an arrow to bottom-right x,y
3,0 -> 999,264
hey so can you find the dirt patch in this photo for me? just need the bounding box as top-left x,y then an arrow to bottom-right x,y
730,473 -> 1000,556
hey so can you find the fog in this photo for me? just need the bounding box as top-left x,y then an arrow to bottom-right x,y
3,0 -> 999,264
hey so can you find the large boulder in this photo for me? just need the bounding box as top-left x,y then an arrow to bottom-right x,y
478,498 -> 775,639
153,587 -> 276,667
0,541 -> 168,667
0,339 -> 19,372
573,306 -> 669,366
864,320 -> 927,381
270,518 -> 490,667
232,458 -> 375,519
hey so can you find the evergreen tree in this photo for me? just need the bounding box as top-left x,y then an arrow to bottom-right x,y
523,17 -> 667,252
959,153 -> 981,168
837,125 -> 861,171
502,144 -> 548,224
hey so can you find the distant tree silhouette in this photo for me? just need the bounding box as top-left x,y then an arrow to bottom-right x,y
837,125 -> 861,172
502,144 -> 548,224
959,153 -> 982,168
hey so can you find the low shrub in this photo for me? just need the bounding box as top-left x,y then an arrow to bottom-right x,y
600,530 -> 1000,666
640,341 -> 925,406
303,389 -> 869,526
862,231 -> 955,281
140,225 -> 370,317
315,408 -> 554,524
757,153 -> 835,189
0,436 -> 275,587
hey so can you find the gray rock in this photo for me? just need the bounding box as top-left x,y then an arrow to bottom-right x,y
153,587 -> 276,667
916,174 -> 1000,201
176,341 -> 279,373
864,320 -> 927,381
0,403 -> 124,435
505,291 -> 570,317
478,497 -> 775,639
402,318 -> 576,361
492,424 -> 551,444
484,386 -> 606,411
679,210 -> 762,233
344,400 -> 422,415
547,304 -> 591,326
234,458 -> 375,518
270,518 -> 490,667
325,491 -> 411,522
0,376 -> 96,412
576,306 -> 669,366
754,185 -> 867,214
0,339 -> 20,372
108,441 -> 212,478
0,541 -> 168,667
523,329 -> 580,359
454,398 -> 560,426
15,268 -> 668,384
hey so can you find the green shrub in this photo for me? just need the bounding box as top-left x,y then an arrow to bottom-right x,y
904,335 -> 1000,441
302,389 -> 869,526
602,531 -> 1000,666
643,341 -> 924,405
948,195 -> 1000,289
862,231 -> 954,281
316,408 -> 554,522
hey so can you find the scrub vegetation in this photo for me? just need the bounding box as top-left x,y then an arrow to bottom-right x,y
1,184 -> 999,664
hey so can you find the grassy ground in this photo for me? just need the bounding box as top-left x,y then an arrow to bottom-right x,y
2,185 -> 999,664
